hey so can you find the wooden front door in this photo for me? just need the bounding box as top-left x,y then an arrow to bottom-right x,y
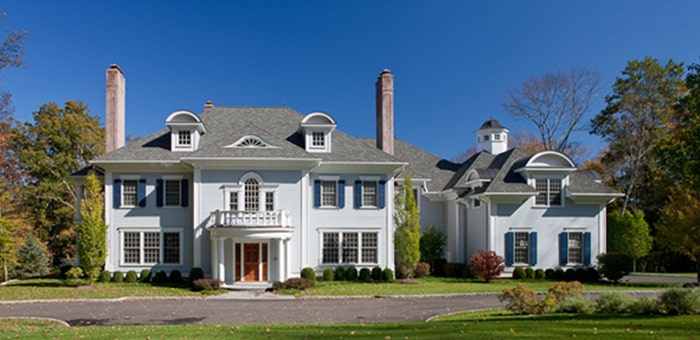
236,242 -> 269,282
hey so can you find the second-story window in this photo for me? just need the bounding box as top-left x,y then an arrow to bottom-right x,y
362,181 -> 378,207
535,178 -> 562,206
122,180 -> 138,206
321,181 -> 337,207
244,178 -> 260,212
165,180 -> 181,206
177,130 -> 192,146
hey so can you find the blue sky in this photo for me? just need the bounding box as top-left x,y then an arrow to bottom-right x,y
2,0 -> 700,161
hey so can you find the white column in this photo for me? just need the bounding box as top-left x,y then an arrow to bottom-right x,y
193,168 -> 203,267
217,238 -> 225,283
211,238 -> 218,280
276,239 -> 284,281
446,200 -> 460,262
285,239 -> 291,280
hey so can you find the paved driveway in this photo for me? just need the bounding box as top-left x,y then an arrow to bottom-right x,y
0,295 -> 502,326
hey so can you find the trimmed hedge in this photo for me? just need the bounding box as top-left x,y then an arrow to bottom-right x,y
139,269 -> 151,283
512,267 -> 526,280
359,268 -> 371,282
301,267 -> 316,282
111,271 -> 124,283
98,270 -> 111,283
273,278 -> 314,290
125,270 -> 138,283
322,268 -> 334,281
189,267 -> 205,283
152,270 -> 168,284
334,267 -> 346,281
191,278 -> 222,292
383,268 -> 395,282
371,266 -> 383,282
345,266 -> 358,281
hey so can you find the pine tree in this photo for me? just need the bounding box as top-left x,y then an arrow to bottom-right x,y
394,175 -> 421,278
77,171 -> 107,282
17,234 -> 49,278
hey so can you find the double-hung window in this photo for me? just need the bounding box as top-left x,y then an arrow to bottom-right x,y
121,230 -> 181,265
354,179 -> 386,209
156,178 -> 188,207
314,179 -> 345,208
535,178 -> 562,206
122,180 -> 138,206
505,231 -> 538,266
114,178 -> 147,208
321,181 -> 337,207
559,231 -> 591,266
362,181 -> 378,207
165,180 -> 181,206
567,232 -> 583,264
514,232 -> 530,264
321,231 -> 378,264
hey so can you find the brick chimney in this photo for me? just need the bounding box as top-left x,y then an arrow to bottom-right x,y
376,69 -> 394,155
106,64 -> 125,153
204,100 -> 214,112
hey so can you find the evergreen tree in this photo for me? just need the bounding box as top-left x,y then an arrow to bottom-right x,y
77,171 -> 107,282
394,175 -> 421,278
16,234 -> 49,278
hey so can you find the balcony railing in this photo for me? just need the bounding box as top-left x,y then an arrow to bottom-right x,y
211,210 -> 292,228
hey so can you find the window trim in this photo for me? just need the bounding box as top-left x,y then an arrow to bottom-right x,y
121,179 -> 139,207
177,130 -> 192,147
318,229 -> 380,265
118,228 -> 183,266
533,178 -> 564,207
164,179 -> 181,207
513,232 -> 530,265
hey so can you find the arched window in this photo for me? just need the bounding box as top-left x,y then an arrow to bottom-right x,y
244,178 -> 259,212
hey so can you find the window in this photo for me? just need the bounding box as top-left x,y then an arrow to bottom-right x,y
312,132 -> 325,147
321,231 -> 378,264
177,130 -> 192,146
229,192 -> 238,211
568,232 -> 583,264
121,230 -> 181,265
244,178 -> 259,211
483,134 -> 490,141
265,192 -> 274,211
165,180 -> 180,206
321,181 -> 337,207
535,178 -> 562,206
362,181 -> 378,207
514,232 -> 529,264
493,134 -> 501,141
122,180 -> 138,206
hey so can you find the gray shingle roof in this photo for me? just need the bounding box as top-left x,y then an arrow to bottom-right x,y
95,107 -> 404,164
478,119 -> 506,130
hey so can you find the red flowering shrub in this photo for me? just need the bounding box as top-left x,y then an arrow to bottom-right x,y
469,250 -> 505,283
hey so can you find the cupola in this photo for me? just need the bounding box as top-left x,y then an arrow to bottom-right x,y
475,119 -> 509,155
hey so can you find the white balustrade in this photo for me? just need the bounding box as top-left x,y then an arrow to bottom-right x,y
211,210 -> 292,228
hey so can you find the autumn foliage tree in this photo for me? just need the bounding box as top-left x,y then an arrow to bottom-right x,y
657,186 -> 700,282
77,171 -> 107,282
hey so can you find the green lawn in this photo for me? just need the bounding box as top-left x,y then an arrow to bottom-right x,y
281,277 -> 678,297
1,313 -> 699,339
0,278 -> 223,300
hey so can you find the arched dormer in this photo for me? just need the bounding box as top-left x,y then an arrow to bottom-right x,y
166,110 -> 206,152
300,111 -> 337,153
464,168 -> 499,189
514,151 -> 576,207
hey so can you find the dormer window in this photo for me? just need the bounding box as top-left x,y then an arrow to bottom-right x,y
312,132 -> 326,147
300,112 -> 337,153
177,130 -> 192,146
535,178 -> 562,206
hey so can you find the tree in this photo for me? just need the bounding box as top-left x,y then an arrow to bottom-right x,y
419,225 -> 446,270
657,186 -> 700,282
503,67 -> 602,153
394,174 -> 421,278
76,171 -> 107,282
591,57 -> 685,214
607,209 -> 652,271
470,250 -> 504,283
11,101 -> 104,265
509,130 -> 590,164
16,234 -> 49,278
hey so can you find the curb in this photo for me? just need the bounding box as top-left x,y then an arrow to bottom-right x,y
0,296 -> 202,305
0,316 -> 70,328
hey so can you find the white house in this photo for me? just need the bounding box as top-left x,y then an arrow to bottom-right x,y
84,65 -> 621,286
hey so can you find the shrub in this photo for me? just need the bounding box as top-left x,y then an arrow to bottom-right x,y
585,268 -> 600,283
564,268 -> 577,282
595,292 -> 634,314
597,252 -> 632,283
169,270 -> 183,284
556,297 -> 594,314
414,262 -> 431,278
659,288 -> 700,315
322,268 -> 334,282
419,225 -> 446,270
189,267 -> 205,283
125,270 -> 138,283
433,259 -> 447,277
469,250 -> 505,283
152,270 -> 168,284
575,268 -> 587,281
544,269 -> 555,280
139,269 -> 151,283
371,266 -> 383,282
334,267 -> 346,281
499,284 -> 550,315
301,267 -> 316,282
554,269 -> 565,281
191,278 -> 222,292
359,268 -> 371,282
111,271 -> 124,283
16,235 -> 50,278
274,278 -> 314,290
383,268 -> 395,282
444,263 -> 464,278
66,266 -> 84,280
345,266 -> 358,281
525,267 -> 535,279
535,269 -> 545,280
461,265 -> 473,279
98,270 -> 111,283
548,281 -> 584,301
629,296 -> 662,315
512,267 -> 526,280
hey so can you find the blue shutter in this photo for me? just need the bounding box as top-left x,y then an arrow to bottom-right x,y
313,180 -> 321,208
505,232 -> 514,266
378,180 -> 386,209
181,179 -> 189,207
583,232 -> 592,265
529,232 -> 538,267
138,179 -> 147,207
113,179 -> 122,208
559,233 -> 568,266
156,179 -> 164,207
338,180 -> 345,208
354,180 -> 362,208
